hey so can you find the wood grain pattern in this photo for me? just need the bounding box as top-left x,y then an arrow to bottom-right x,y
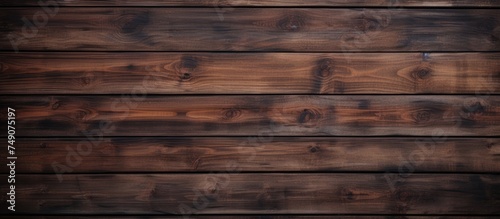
2,137 -> 498,173
1,1 -> 498,217
1,95 -> 499,137
1,0 -> 500,7
1,8 -> 499,51
2,174 -> 499,214
1,53 -> 499,94
0,217 -> 496,219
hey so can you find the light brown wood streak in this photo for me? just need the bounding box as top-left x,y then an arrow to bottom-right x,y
0,137 -> 498,173
0,53 -> 499,94
0,95 -> 499,136
2,174 -> 499,214
1,9 -> 499,51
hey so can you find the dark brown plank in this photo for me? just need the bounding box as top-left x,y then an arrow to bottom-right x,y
1,8 -> 499,51
0,95 -> 499,136
0,215 -> 492,219
2,174 -> 499,214
1,0 -> 499,7
1,53 -> 499,94
2,137 -> 498,173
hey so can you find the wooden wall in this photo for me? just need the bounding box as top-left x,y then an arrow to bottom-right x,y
0,0 -> 499,218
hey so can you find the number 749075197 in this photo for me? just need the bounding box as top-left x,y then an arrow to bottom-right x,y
7,107 -> 15,155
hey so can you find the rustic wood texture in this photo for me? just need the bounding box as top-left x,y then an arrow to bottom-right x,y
2,174 -> 499,214
1,0 -> 498,217
1,95 -> 499,137
2,0 -> 500,7
1,217 -> 497,219
1,8 -> 499,51
1,137 -> 498,173
1,52 -> 499,94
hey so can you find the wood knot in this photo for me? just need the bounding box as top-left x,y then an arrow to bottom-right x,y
308,145 -> 320,153
411,66 -> 432,80
339,188 -> 356,201
180,72 -> 192,81
298,109 -> 321,126
486,142 -> 495,149
277,13 -> 306,32
221,108 -> 241,120
394,189 -> 418,213
39,143 -> 47,148
396,190 -> 411,202
412,109 -> 432,123
75,109 -> 92,121
463,101 -> 486,115
461,99 -> 488,120
314,58 -> 335,78
178,56 -> 199,81
116,11 -> 150,35
126,64 -> 136,70
395,189 -> 419,202
206,183 -> 218,194
51,101 -> 60,110
81,73 -> 95,86
356,12 -> 390,33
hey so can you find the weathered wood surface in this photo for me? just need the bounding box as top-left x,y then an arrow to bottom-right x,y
1,95 -> 499,137
1,9 -> 499,51
1,0 -> 498,217
2,0 -> 500,7
0,217 -> 496,219
2,174 -> 499,214
1,53 -> 499,94
1,137 -> 498,173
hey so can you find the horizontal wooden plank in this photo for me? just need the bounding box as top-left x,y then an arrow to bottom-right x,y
1,0 -> 500,7
0,217 -> 496,219
1,53 -> 499,94
2,174 -> 499,214
1,8 -> 499,51
1,95 -> 499,136
1,137 -> 498,173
